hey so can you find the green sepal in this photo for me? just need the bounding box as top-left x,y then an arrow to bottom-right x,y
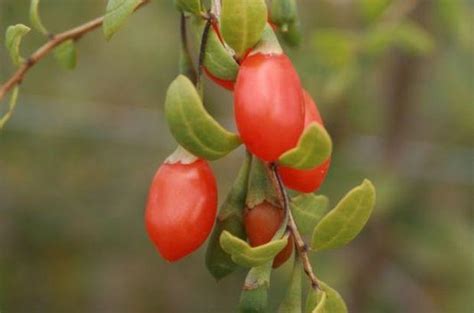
205,153 -> 252,279
219,230 -> 289,268
246,158 -> 279,208
311,179 -> 376,251
174,0 -> 202,14
239,262 -> 273,313
164,75 -> 241,160
279,123 -> 332,170
204,26 -> 239,81
279,21 -> 302,47
29,0 -> 48,35
221,0 -> 268,58
5,24 -> 31,66
103,0 -> 142,41
271,0 -> 297,30
305,281 -> 347,313
278,258 -> 303,313
53,40 -> 77,70
291,194 -> 329,236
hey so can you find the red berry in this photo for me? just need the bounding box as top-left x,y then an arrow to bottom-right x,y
280,90 -> 331,193
145,159 -> 217,261
244,202 -> 293,268
234,53 -> 305,161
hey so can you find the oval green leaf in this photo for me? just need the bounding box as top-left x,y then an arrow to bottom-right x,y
174,0 -> 201,14
5,24 -> 31,66
204,27 -> 239,81
221,0 -> 268,57
54,40 -> 77,70
165,75 -> 241,160
311,179 -> 376,251
219,230 -> 288,268
278,258 -> 303,313
305,281 -> 347,313
206,153 -> 252,280
30,0 -> 48,35
103,0 -> 141,41
279,123 -> 332,170
291,194 -> 329,236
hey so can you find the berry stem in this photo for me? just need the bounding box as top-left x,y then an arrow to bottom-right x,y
269,163 -> 321,290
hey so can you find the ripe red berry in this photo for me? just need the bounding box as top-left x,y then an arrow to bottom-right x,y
280,90 -> 331,193
234,53 -> 305,161
145,159 -> 217,261
244,202 -> 293,268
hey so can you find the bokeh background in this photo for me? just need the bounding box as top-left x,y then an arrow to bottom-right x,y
1,0 -> 473,312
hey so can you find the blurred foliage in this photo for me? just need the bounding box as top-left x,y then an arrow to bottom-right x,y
0,0 -> 473,312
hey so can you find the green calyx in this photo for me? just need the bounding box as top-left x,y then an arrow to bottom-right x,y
174,0 -> 202,15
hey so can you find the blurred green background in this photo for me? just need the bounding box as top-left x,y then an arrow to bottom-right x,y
1,0 -> 473,312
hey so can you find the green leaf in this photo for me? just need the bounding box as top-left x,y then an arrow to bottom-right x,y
311,180 -> 376,251
53,40 -> 77,70
279,123 -> 332,170
204,26 -> 239,81
206,153 -> 252,279
239,262 -> 272,313
5,24 -> 31,66
313,292 -> 326,313
291,194 -> 329,236
219,230 -> 289,268
271,0 -> 297,30
278,258 -> 303,313
103,0 -> 141,41
305,281 -> 347,313
29,0 -> 48,35
164,75 -> 241,160
174,0 -> 202,14
221,0 -> 268,57
0,86 -> 20,130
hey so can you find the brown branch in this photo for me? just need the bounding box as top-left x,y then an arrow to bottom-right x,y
0,0 -> 150,103
269,163 -> 320,290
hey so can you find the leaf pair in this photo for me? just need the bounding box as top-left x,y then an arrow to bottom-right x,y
164,75 -> 241,160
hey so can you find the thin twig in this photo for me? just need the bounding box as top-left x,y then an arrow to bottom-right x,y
180,13 -> 198,84
0,0 -> 150,103
269,163 -> 320,290
197,16 -> 213,87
